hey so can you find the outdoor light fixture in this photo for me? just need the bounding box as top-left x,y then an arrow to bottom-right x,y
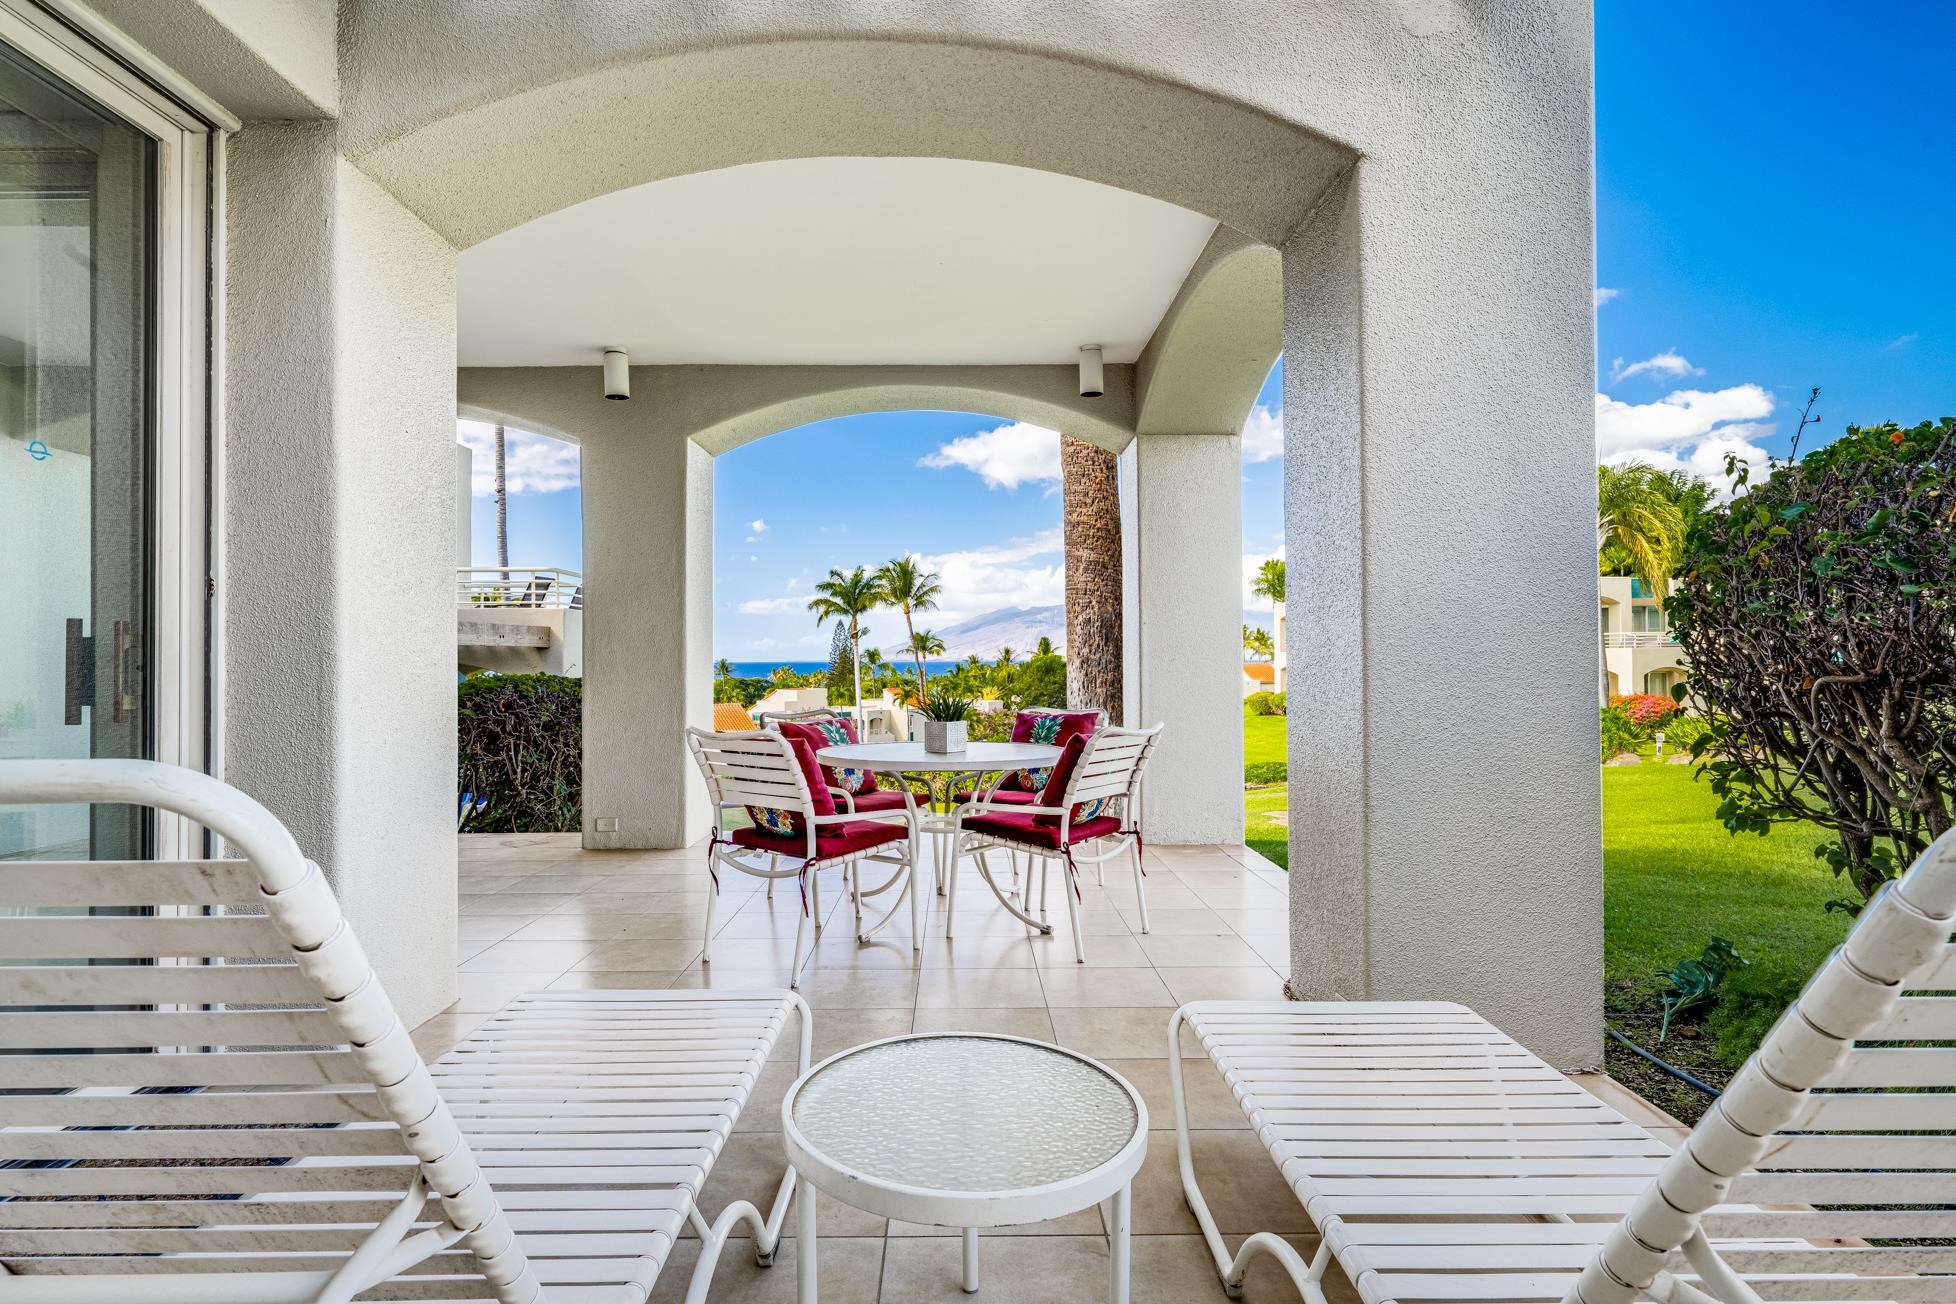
602,348 -> 630,400
1077,345 -> 1104,399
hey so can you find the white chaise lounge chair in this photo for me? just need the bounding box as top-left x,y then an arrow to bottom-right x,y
1170,827 -> 1956,1304
0,759 -> 811,1304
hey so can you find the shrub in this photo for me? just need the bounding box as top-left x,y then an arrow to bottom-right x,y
1668,417 -> 1956,908
1608,693 -> 1679,728
1246,691 -> 1285,717
1244,761 -> 1287,786
1654,936 -> 1747,1042
458,673 -> 581,833
1657,713 -> 1716,754
1600,705 -> 1644,761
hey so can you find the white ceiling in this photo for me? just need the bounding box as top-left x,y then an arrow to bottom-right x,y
455,156 -> 1217,367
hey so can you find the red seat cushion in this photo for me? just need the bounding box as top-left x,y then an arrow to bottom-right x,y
1001,710 -> 1100,791
777,717 -> 878,796
840,787 -> 911,813
962,809 -> 1123,851
741,735 -> 834,837
729,818 -> 908,862
952,787 -> 1039,806
1030,734 -> 1113,826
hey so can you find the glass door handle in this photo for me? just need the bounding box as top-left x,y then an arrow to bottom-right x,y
64,618 -> 94,725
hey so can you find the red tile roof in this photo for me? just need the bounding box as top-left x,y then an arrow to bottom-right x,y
1243,662 -> 1276,685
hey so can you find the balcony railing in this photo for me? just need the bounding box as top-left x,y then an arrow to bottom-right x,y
1602,631 -> 1677,648
458,566 -> 582,609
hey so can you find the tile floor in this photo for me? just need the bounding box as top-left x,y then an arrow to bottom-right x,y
416,832 -> 1671,1304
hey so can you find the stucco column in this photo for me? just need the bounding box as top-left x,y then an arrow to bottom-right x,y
579,421 -> 712,849
1119,434 -> 1245,844
224,123 -> 459,1026
1282,167 -> 1601,1069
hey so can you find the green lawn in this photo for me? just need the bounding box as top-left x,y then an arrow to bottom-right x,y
1244,785 -> 1288,868
1602,764 -> 1846,1011
1244,713 -> 1287,767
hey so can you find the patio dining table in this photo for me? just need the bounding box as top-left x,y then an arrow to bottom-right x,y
815,739 -> 1061,940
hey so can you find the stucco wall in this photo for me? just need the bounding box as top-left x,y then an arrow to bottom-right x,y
221,126 -> 458,1027
1127,434 -> 1246,845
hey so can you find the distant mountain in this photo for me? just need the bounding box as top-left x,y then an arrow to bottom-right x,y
888,605 -> 1066,662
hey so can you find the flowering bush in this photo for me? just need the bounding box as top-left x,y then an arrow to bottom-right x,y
1609,693 -> 1679,728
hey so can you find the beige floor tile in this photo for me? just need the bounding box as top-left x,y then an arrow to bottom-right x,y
1100,1062 -> 1249,1132
699,1134 -> 886,1238
797,970 -> 920,1010
886,1203 -> 1106,1236
910,1006 -> 1057,1041
732,1060 -> 799,1133
1241,934 -> 1291,970
913,967 -> 1046,1009
1047,1007 -> 1200,1060
459,892 -> 574,916
503,871 -> 620,894
775,1007 -> 913,1063
807,937 -> 924,971
1030,932 -> 1151,968
1116,906 -> 1231,935
544,969 -> 680,990
552,892 -> 708,917
1156,966 -> 1286,1004
450,970 -> 563,1012
670,966 -> 802,992
1037,966 -> 1174,1008
501,914 -> 645,943
917,933 -> 1040,968
457,917 -> 524,944
1131,1233 -> 1340,1304
879,1233 -> 1110,1300
458,939 -> 595,973
650,1236 -> 883,1304
1150,1130 -> 1315,1235
410,1010 -> 488,1060
1134,933 -> 1269,968
577,938 -> 709,970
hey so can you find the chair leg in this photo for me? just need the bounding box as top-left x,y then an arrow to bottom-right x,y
908,835 -> 925,953
1131,841 -> 1151,935
944,840 -> 962,939
702,858 -> 718,967
1062,861 -> 1086,964
811,864 -> 822,937
850,859 -> 864,936
766,852 -> 776,900
1039,856 -> 1051,922
789,880 -> 811,989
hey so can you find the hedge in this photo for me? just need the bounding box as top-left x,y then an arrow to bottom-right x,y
1245,760 -> 1287,786
458,673 -> 581,833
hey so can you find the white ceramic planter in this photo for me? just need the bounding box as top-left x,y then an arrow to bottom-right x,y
923,720 -> 969,754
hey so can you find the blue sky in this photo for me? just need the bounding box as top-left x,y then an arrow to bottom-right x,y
467,3 -> 1950,659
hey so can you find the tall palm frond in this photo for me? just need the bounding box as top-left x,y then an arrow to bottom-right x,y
807,566 -> 887,723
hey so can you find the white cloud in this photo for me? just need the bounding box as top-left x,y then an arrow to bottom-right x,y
1594,287 -> 1621,308
1240,404 -> 1283,464
1609,350 -> 1704,384
746,517 -> 768,542
736,595 -> 803,615
913,528 -> 1065,625
919,422 -> 1061,490
1242,545 -> 1286,612
1884,332 -> 1920,352
456,421 -> 580,495
1595,384 -> 1776,498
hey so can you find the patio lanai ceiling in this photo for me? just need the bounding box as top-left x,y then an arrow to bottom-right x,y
456,156 -> 1220,368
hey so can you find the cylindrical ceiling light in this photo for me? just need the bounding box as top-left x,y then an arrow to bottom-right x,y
1077,345 -> 1104,399
602,348 -> 630,400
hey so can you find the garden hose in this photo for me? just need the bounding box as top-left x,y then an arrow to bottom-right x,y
1604,1025 -> 1723,1098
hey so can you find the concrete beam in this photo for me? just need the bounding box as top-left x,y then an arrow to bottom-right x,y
1134,229 -> 1281,437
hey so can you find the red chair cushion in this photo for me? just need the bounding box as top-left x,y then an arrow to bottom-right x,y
962,809 -> 1123,851
1002,710 -> 1099,791
840,787 -> 910,813
952,787 -> 1040,806
742,735 -> 834,836
729,818 -> 909,862
1031,733 -> 1111,826
777,717 -> 878,796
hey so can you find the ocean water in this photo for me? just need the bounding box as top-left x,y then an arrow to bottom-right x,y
723,660 -> 966,679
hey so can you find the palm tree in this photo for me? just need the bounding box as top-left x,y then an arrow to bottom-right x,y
876,556 -> 944,688
909,630 -> 945,693
1034,636 -> 1055,658
996,646 -> 1015,669
493,424 -> 509,585
807,566 -> 887,726
1062,435 -> 1123,722
713,658 -> 735,681
1243,625 -> 1274,660
1250,558 -> 1286,606
1596,463 -> 1686,594
863,646 -> 885,693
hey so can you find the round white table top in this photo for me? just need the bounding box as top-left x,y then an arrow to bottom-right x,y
780,1033 -> 1146,1225
815,740 -> 1061,774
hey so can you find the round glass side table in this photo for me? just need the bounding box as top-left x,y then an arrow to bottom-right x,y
781,1033 -> 1148,1302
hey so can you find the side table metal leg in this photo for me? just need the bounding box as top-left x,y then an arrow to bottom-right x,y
796,1172 -> 818,1304
1108,1183 -> 1132,1304
962,1226 -> 980,1293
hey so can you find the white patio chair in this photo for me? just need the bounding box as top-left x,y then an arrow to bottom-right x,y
688,728 -> 922,976
950,724 -> 1160,962
0,758 -> 811,1304
1169,824 -> 1956,1304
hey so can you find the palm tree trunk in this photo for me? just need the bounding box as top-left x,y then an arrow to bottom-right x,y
902,604 -> 924,690
1061,435 -> 1123,723
494,424 -> 509,585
